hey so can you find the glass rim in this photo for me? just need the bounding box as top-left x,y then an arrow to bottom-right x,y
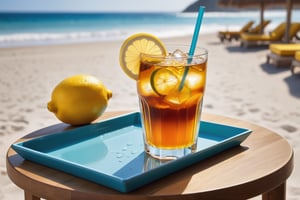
140,44 -> 208,59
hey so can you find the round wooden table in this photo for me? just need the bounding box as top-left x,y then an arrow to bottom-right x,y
6,111 -> 294,200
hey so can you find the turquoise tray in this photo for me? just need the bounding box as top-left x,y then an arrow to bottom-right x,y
12,112 -> 252,193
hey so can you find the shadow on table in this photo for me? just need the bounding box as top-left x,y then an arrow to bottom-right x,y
135,145 -> 248,194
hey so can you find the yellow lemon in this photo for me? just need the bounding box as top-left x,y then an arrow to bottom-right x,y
119,33 -> 167,80
47,74 -> 112,125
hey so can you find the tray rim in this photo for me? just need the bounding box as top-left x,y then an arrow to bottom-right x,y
12,111 -> 252,192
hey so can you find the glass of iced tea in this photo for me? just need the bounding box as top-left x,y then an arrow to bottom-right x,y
137,45 -> 208,160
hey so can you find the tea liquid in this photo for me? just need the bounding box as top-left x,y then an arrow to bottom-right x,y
137,60 -> 207,149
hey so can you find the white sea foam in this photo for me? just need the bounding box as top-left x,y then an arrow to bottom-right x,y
0,10 -> 298,48
0,22 -> 243,48
0,30 -> 126,47
0,27 -> 199,47
0,24 -> 252,47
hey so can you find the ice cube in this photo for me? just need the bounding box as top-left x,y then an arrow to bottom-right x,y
171,49 -> 187,57
171,49 -> 188,64
161,54 -> 175,66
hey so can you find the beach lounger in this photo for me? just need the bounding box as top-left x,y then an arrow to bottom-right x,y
241,23 -> 300,48
218,20 -> 271,43
218,21 -> 254,42
291,51 -> 300,74
248,20 -> 271,34
266,43 -> 300,67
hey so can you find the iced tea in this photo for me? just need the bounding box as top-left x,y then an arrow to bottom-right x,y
137,46 -> 207,159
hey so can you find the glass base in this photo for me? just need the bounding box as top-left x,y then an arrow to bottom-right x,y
145,143 -> 197,160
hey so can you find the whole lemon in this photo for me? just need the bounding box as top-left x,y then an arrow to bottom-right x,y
47,74 -> 112,125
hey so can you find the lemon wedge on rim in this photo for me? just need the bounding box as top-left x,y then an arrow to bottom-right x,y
119,33 -> 167,80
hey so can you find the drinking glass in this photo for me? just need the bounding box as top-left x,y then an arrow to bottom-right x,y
137,45 -> 208,160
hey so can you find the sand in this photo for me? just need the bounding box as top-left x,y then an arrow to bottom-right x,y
0,34 -> 300,199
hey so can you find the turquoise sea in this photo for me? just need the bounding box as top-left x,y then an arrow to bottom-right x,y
0,10 -> 299,47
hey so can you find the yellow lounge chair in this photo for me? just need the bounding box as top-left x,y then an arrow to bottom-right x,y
218,20 -> 271,42
241,22 -> 300,48
248,20 -> 271,34
218,20 -> 254,42
291,51 -> 300,74
266,43 -> 300,66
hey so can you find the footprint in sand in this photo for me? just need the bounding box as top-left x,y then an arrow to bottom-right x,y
11,116 -> 29,124
23,108 -> 34,113
231,97 -> 243,102
6,104 -> 17,109
20,108 -> 34,113
261,111 -> 281,122
0,117 -> 7,123
204,104 -> 213,109
0,125 -> 6,133
248,108 -> 260,113
0,167 -> 7,176
9,115 -> 28,132
280,124 -> 297,133
235,109 -> 246,116
225,96 -> 243,103
11,125 -> 25,132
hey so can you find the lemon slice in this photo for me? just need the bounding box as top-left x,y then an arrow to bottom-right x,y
119,33 -> 167,80
150,68 -> 179,96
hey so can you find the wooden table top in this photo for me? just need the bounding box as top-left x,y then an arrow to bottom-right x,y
6,111 -> 294,200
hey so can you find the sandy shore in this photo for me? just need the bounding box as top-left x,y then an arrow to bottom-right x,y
1,33 -> 300,199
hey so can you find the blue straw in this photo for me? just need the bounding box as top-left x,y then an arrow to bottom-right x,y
189,6 -> 205,56
179,6 -> 205,91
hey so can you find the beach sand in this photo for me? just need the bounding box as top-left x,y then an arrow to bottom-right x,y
1,34 -> 300,199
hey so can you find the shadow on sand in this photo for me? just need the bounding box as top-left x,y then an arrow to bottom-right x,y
225,44 -> 269,53
206,41 -> 228,46
284,74 -> 300,98
260,63 -> 289,74
208,39 -> 269,52
260,63 -> 300,98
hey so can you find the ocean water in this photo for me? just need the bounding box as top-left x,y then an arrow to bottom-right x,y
0,10 -> 299,47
